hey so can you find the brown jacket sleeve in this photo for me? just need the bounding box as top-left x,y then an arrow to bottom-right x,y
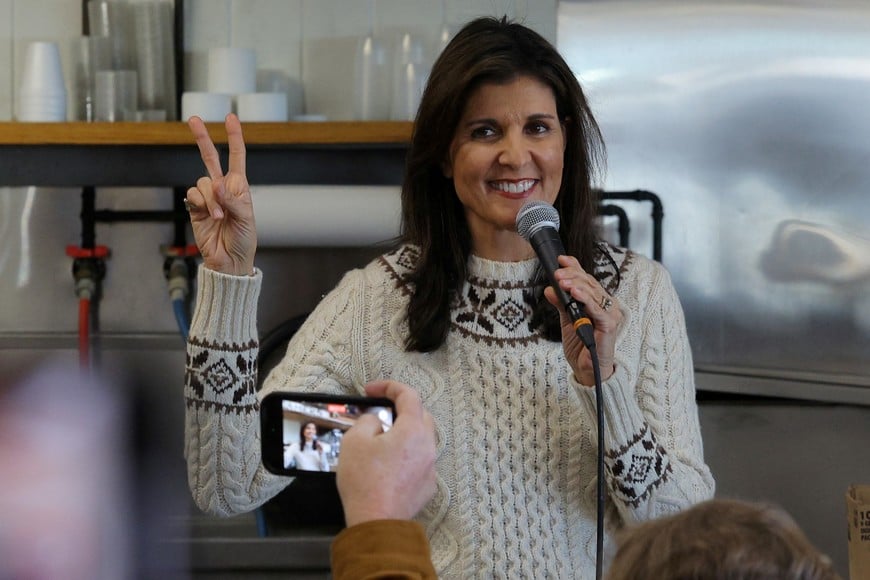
331,520 -> 437,580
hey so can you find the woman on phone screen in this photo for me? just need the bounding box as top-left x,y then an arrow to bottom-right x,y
284,421 -> 330,472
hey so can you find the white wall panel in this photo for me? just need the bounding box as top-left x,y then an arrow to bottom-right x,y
183,0 -> 233,91
0,0 -> 12,119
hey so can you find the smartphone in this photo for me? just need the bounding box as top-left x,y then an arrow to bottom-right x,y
260,391 -> 396,476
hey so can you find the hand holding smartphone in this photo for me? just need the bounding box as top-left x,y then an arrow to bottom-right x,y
260,392 -> 396,476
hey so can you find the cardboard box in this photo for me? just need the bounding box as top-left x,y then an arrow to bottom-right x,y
846,484 -> 870,580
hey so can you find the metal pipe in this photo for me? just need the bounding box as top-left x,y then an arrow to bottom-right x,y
598,204 -> 630,248
599,189 -> 663,262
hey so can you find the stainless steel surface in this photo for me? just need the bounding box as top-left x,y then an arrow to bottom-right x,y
560,1 -> 870,401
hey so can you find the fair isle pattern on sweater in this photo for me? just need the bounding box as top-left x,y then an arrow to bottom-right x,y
378,243 -> 632,347
606,423 -> 673,507
185,337 -> 258,413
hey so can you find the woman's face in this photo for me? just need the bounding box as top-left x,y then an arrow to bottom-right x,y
445,75 -> 565,257
303,423 -> 317,441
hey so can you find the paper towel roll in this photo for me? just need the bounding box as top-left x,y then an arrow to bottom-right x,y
237,92 -> 287,122
181,91 -> 232,122
207,47 -> 256,95
253,185 -> 401,246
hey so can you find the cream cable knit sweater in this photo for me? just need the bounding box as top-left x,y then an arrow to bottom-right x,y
184,244 -> 715,579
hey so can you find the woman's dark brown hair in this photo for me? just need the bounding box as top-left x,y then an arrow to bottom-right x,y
299,421 -> 322,452
400,16 -> 605,352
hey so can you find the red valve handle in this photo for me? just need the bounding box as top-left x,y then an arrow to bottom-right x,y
163,244 -> 200,257
66,245 -> 110,259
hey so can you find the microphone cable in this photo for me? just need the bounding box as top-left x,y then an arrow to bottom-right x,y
567,300 -> 605,580
558,289 -> 605,580
585,336 -> 605,580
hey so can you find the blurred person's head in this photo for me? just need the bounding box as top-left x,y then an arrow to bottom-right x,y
0,359 -> 187,579
606,498 -> 840,580
0,360 -> 129,579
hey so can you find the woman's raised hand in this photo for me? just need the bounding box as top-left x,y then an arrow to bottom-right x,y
186,114 -> 257,276
545,255 -> 623,386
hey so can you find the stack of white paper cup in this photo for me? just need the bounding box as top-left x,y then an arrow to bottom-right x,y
181,92 -> 232,122
237,92 -> 288,122
18,41 -> 68,122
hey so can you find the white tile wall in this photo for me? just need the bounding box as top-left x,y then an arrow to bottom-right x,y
0,0 -> 11,118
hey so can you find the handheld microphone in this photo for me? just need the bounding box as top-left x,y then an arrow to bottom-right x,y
516,200 -> 595,349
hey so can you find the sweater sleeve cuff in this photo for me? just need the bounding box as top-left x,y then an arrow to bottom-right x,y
331,520 -> 437,580
190,264 -> 262,344
571,360 -> 674,509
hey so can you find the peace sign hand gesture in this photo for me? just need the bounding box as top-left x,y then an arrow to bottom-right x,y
186,114 -> 257,276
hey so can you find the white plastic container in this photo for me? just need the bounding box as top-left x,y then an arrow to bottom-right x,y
181,91 -> 232,122
237,92 -> 288,122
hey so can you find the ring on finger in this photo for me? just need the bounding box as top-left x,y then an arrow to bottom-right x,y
599,295 -> 613,311
183,198 -> 195,212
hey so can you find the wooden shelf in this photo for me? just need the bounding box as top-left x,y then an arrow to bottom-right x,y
0,121 -> 412,187
0,121 -> 414,146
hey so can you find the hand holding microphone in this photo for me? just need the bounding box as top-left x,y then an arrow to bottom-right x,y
516,200 -> 621,384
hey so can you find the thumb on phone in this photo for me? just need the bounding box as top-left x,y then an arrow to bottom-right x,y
351,413 -> 386,438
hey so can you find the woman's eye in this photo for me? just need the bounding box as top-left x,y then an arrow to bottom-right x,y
527,121 -> 550,135
470,126 -> 496,139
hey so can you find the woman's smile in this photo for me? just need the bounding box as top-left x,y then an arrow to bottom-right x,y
489,178 -> 538,197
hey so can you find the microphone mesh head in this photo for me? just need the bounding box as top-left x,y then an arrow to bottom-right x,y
515,200 -> 560,241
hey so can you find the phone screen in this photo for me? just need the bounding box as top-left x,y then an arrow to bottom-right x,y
260,392 -> 395,476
